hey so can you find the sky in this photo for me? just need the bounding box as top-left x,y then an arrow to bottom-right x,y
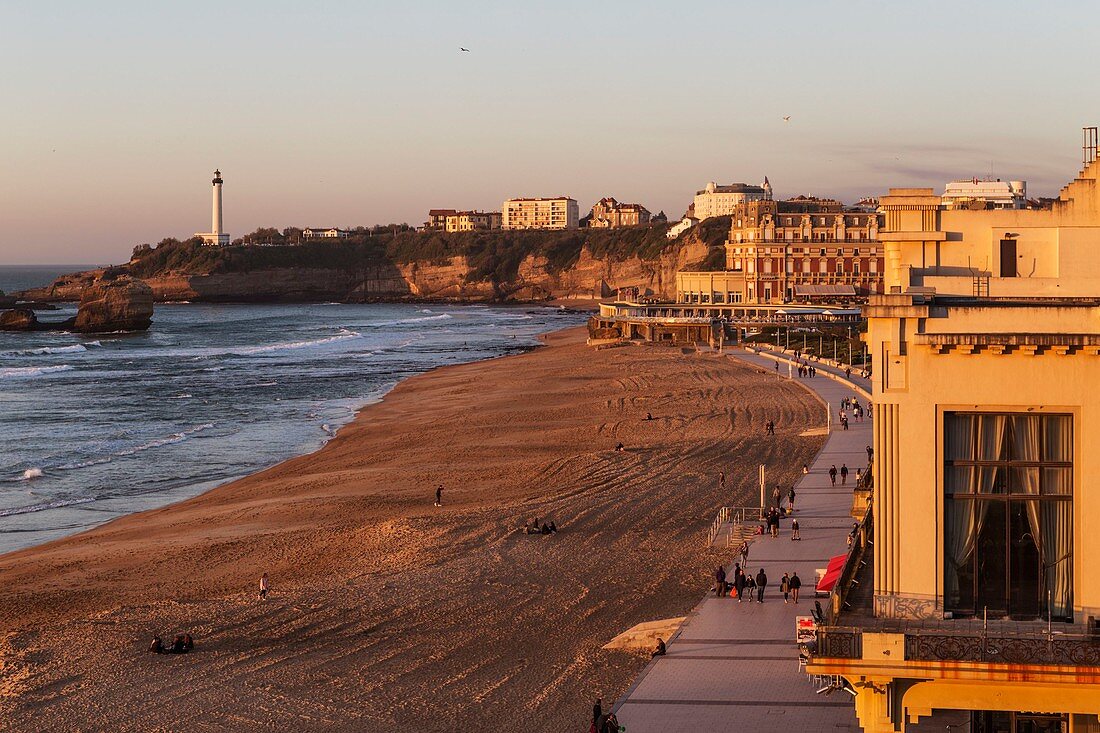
2,0 -> 1099,265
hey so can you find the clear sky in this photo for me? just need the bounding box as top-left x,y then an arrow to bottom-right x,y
2,0 -> 1098,265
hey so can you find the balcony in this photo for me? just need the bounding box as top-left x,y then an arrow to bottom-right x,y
809,505 -> 1100,669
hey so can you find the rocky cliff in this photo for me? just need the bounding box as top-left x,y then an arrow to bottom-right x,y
19,223 -> 725,304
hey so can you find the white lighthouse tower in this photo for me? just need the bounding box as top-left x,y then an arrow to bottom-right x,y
195,169 -> 230,246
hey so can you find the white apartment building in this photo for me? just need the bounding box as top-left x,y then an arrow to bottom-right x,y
501,197 -> 579,230
941,178 -> 1027,210
692,178 -> 771,221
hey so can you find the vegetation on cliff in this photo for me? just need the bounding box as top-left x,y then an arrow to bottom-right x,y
128,219 -> 729,286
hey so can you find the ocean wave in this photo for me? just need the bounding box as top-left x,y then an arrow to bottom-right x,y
57,423 -> 216,469
11,344 -> 87,356
230,329 -> 362,355
0,365 -> 75,379
371,314 -> 452,327
0,497 -> 96,517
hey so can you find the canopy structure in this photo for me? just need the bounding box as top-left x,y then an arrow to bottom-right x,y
815,553 -> 849,594
794,284 -> 857,297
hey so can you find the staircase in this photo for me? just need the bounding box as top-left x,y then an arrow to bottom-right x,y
707,506 -> 763,549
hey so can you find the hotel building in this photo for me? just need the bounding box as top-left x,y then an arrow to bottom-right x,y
589,197 -> 652,228
676,197 -> 884,304
301,227 -> 350,239
805,151 -> 1100,732
444,211 -> 502,233
501,197 -> 579,230
941,178 -> 1027,211
692,178 -> 771,221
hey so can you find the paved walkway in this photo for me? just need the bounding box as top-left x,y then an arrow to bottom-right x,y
614,348 -> 871,732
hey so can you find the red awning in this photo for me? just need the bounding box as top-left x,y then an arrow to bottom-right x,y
815,553 -> 849,594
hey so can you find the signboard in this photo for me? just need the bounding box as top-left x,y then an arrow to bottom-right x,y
796,616 -> 817,645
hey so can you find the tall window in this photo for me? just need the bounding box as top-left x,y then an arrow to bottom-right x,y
944,413 -> 1073,620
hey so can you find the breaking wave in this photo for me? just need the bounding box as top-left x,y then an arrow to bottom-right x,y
230,329 -> 362,355
0,497 -> 96,517
0,365 -> 75,379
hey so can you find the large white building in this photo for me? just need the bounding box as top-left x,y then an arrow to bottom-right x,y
501,197 -> 579,230
692,178 -> 771,221
941,178 -> 1027,210
195,169 -> 230,246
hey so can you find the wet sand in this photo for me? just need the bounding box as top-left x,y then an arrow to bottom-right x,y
0,327 -> 824,731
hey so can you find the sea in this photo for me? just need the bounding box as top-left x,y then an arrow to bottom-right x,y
0,265 -> 585,554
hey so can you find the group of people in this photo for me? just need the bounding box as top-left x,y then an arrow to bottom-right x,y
525,517 -> 558,535
590,698 -> 621,733
148,634 -> 194,655
828,463 -> 850,486
715,563 -> 804,604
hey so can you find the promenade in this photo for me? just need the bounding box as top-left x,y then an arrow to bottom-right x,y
614,348 -> 870,732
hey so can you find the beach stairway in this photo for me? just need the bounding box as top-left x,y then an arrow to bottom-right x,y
707,506 -> 762,549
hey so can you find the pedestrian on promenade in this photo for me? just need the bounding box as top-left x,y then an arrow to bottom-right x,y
866,445 -> 873,463
715,565 -> 727,597
739,540 -> 749,568
755,568 -> 768,603
856,468 -> 863,485
772,485 -> 781,508
791,517 -> 801,541
790,572 -> 802,603
842,416 -> 849,431
829,465 -> 838,485
840,409 -> 847,424
781,572 -> 791,603
435,485 -> 443,506
845,367 -> 852,380
788,487 -> 796,511
259,572 -> 268,601
734,565 -> 747,602
841,464 -> 849,485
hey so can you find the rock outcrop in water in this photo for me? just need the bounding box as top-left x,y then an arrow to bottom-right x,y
72,275 -> 154,333
1,274 -> 154,332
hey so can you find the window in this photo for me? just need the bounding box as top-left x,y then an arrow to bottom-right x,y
836,259 -> 844,274
971,711 -> 1068,733
729,291 -> 742,304
944,413 -> 1073,620
820,248 -> 826,256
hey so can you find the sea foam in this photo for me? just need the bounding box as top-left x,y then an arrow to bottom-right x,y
0,365 -> 75,379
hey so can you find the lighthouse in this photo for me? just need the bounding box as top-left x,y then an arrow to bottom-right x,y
195,169 -> 230,246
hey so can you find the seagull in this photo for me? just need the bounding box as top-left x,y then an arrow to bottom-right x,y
460,47 -> 470,52
783,116 -> 791,122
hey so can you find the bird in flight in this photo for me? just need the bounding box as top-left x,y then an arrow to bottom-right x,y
783,116 -> 791,122
460,47 -> 470,52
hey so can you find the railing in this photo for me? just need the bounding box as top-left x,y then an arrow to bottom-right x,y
707,506 -> 732,547
706,505 -> 765,548
825,506 -> 872,625
814,625 -> 1100,666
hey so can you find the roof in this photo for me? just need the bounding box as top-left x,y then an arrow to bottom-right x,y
794,284 -> 857,297
505,197 -> 577,203
697,183 -> 766,195
428,209 -> 457,216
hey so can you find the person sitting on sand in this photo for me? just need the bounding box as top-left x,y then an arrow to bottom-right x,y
541,522 -> 551,535
526,518 -> 540,534
645,412 -> 653,420
615,442 -> 624,452
548,521 -> 557,533
182,634 -> 194,652
652,638 -> 666,658
148,636 -> 165,654
168,635 -> 188,654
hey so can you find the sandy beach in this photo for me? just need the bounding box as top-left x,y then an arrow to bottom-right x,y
0,327 -> 824,732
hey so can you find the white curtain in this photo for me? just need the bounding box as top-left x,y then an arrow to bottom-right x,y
944,415 -> 978,607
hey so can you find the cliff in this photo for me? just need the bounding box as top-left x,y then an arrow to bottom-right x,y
19,221 -> 728,304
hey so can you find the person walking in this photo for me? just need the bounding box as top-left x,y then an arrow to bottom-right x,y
840,464 -> 849,485
787,487 -> 796,512
715,565 -> 727,597
780,573 -> 791,603
772,485 -> 782,508
739,540 -> 749,568
829,465 -> 838,485
592,698 -> 603,729
755,568 -> 768,603
734,565 -> 747,602
259,572 -> 268,601
791,517 -> 801,541
435,485 -> 443,506
866,445 -> 874,463
790,571 -> 802,604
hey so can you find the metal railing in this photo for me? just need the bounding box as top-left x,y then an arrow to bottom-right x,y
706,505 -> 765,548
